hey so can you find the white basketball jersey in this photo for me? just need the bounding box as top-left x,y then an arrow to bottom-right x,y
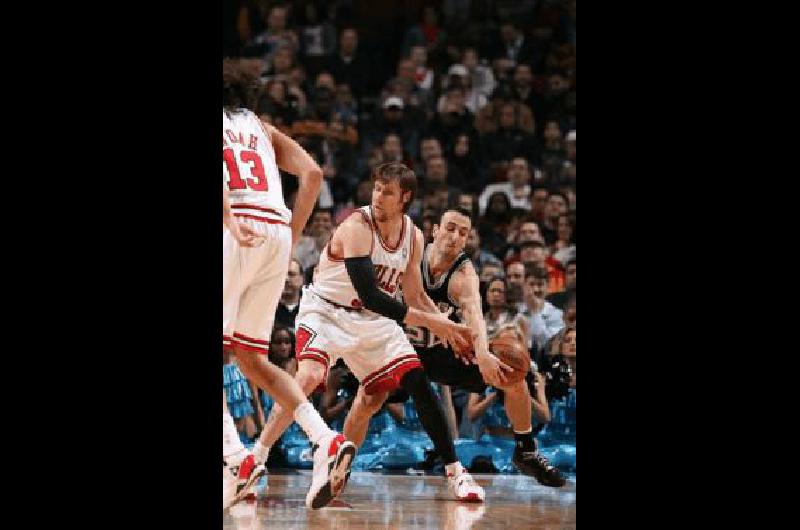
222,109 -> 291,224
311,206 -> 415,310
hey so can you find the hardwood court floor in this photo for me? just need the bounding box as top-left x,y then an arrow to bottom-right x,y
224,471 -> 576,529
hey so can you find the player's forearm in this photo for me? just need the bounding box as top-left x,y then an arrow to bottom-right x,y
290,168 -> 323,242
403,306 -> 442,329
462,303 -> 489,356
406,288 -> 439,314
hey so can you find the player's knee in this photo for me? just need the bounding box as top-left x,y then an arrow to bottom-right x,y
233,347 -> 260,371
354,389 -> 387,416
296,360 -> 325,396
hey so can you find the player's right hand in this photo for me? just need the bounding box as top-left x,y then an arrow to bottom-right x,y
433,318 -> 473,359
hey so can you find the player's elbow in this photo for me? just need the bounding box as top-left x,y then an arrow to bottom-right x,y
303,166 -> 323,187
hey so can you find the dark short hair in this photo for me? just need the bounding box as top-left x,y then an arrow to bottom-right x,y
524,264 -> 548,281
441,207 -> 473,223
548,190 -> 569,205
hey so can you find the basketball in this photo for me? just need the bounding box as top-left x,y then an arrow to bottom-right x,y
488,327 -> 530,384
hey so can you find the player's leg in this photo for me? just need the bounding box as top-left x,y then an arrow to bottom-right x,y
355,325 -> 485,502
224,389 -> 259,509
233,226 -> 355,508
497,378 -> 532,432
251,357 -> 328,464
497,377 -> 566,487
343,386 -> 390,448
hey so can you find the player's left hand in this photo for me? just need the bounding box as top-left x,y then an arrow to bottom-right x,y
475,351 -> 513,387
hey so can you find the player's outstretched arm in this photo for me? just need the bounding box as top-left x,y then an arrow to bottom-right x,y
266,122 -> 323,246
449,262 -> 512,385
339,220 -> 472,352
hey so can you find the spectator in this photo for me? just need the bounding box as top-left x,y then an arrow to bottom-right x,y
479,262 -> 504,286
364,96 -> 421,163
491,21 -> 538,68
382,133 -> 408,164
416,136 -> 443,176
547,259 -> 575,312
268,326 -> 297,376
325,27 -> 372,100
244,4 -> 299,60
547,326 -> 576,388
482,102 -> 539,165
540,190 -> 569,246
518,266 -> 564,352
333,83 -> 359,126
541,72 -> 573,130
427,84 -> 477,147
483,277 -> 519,337
440,66 -> 488,114
258,79 -> 299,128
530,187 -> 549,224
551,214 -> 576,266
401,5 -> 449,58
297,1 -> 337,76
462,46 -> 496,98
477,190 -> 513,257
503,218 -> 544,262
465,228 -> 502,274
293,207 -> 334,271
263,44 -> 297,81
446,133 -> 486,194
275,257 -> 305,329
409,45 -> 435,92
478,157 -> 533,215
519,240 -> 566,294
511,63 -> 545,128
540,120 -> 566,185
504,261 -> 526,313
422,155 -> 459,196
322,118 -> 359,204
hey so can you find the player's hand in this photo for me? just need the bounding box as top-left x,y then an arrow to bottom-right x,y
475,351 -> 513,387
225,215 -> 265,247
429,316 -> 473,357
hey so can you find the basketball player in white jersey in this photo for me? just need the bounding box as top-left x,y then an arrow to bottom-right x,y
222,62 -> 356,510
249,162 -> 486,502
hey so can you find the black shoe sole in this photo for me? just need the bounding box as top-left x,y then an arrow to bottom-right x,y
512,456 -> 567,488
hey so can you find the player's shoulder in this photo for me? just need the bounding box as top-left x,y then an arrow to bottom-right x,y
340,208 -> 372,231
450,255 -> 478,289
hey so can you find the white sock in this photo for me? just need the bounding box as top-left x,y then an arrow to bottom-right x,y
445,461 -> 464,477
223,410 -> 247,465
252,439 -> 271,465
293,401 -> 333,445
